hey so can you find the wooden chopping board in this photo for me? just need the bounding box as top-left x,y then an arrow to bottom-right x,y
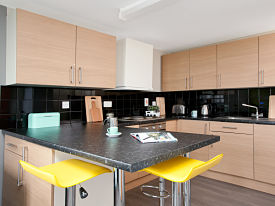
85,96 -> 103,122
269,96 -> 275,118
156,97 -> 165,117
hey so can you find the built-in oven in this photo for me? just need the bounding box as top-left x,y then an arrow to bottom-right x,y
139,122 -> 166,131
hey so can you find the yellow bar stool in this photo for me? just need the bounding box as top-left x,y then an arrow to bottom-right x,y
141,154 -> 223,206
19,159 -> 112,206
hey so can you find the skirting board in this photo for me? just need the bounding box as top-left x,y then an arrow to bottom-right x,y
201,170 -> 275,195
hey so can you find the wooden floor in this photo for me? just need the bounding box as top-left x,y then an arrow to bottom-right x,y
126,176 -> 275,206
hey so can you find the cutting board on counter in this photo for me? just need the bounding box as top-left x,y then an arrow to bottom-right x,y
269,96 -> 275,118
156,97 -> 165,116
85,96 -> 103,122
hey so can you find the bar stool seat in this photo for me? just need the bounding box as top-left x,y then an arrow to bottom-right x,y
20,159 -> 112,206
143,154 -> 223,183
142,154 -> 223,206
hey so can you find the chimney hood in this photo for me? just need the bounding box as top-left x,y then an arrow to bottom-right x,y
115,38 -> 154,91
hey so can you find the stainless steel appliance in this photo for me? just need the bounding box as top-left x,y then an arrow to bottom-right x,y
139,122 -> 166,131
201,105 -> 209,116
172,104 -> 185,116
103,113 -> 114,125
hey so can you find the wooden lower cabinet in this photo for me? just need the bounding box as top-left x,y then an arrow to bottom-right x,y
2,135 -> 54,206
177,120 -> 209,161
166,120 -> 177,132
2,150 -> 25,206
209,131 -> 254,179
254,124 -> 275,185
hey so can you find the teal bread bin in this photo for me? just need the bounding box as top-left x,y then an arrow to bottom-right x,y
28,112 -> 60,128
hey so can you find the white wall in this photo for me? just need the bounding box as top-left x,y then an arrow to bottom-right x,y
0,5 -> 7,85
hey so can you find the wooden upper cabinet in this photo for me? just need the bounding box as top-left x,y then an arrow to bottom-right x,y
259,33 -> 275,87
16,9 -> 76,86
190,45 -> 217,90
217,37 -> 258,89
254,124 -> 275,185
162,51 -> 189,91
75,26 -> 116,88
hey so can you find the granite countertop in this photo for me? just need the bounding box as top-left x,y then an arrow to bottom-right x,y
119,116 -> 275,126
2,123 -> 219,172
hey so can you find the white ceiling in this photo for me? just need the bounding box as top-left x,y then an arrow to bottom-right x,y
1,0 -> 275,53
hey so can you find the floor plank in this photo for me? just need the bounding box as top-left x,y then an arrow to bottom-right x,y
126,176 -> 275,206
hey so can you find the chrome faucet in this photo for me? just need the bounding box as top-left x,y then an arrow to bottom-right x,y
242,104 -> 263,119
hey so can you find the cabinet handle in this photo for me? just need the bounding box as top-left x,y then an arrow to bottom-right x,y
185,77 -> 187,89
17,146 -> 27,187
222,126 -> 237,130
79,67 -> 82,84
70,66 -> 75,84
6,143 -> 17,149
262,70 -> 264,84
190,76 -> 193,88
219,74 -> 222,87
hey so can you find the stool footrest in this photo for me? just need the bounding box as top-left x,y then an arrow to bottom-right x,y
141,185 -> 170,199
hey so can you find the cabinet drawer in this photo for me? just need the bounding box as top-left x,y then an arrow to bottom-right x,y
5,135 -> 25,156
210,121 -> 253,135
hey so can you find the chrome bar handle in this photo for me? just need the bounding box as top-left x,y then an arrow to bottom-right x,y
70,66 -> 75,84
222,126 -> 237,130
7,143 -> 17,149
79,67 -> 82,84
17,146 -> 27,187
219,74 -> 222,87
262,70 -> 264,84
190,76 -> 193,89
185,77 -> 187,89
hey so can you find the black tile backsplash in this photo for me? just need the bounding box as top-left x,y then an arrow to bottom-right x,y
0,86 -> 273,129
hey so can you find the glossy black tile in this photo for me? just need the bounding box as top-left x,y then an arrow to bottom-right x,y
259,88 -> 270,117
47,101 -> 60,112
33,88 -> 47,100
18,87 -> 33,100
71,100 -> 82,111
1,87 -> 17,100
0,114 -> 17,129
47,88 -> 60,100
239,89 -> 249,116
0,100 -> 17,114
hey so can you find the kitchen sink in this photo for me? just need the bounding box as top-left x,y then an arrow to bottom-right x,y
215,116 -> 267,120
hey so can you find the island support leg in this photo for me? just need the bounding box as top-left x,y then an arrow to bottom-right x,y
65,186 -> 76,206
183,153 -> 191,206
114,168 -> 125,206
159,177 -> 165,206
172,182 -> 182,206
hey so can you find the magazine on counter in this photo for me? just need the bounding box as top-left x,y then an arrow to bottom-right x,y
130,132 -> 178,143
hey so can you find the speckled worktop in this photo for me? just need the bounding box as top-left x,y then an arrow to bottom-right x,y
2,123 -> 219,172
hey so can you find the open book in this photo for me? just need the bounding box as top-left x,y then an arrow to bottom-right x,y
130,132 -> 178,143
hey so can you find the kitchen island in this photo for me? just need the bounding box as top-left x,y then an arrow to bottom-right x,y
2,123 -> 220,206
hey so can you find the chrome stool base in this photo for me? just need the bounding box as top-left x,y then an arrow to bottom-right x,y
141,185 -> 170,199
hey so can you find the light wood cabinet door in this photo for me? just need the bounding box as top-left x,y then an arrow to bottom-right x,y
16,9 -> 76,86
177,120 -> 209,161
3,136 -> 54,206
166,120 -> 177,132
259,33 -> 275,87
75,26 -> 116,88
254,124 -> 275,184
209,131 -> 253,179
24,141 -> 54,206
217,37 -> 258,89
190,45 -> 217,90
2,150 -> 25,206
162,51 -> 189,91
